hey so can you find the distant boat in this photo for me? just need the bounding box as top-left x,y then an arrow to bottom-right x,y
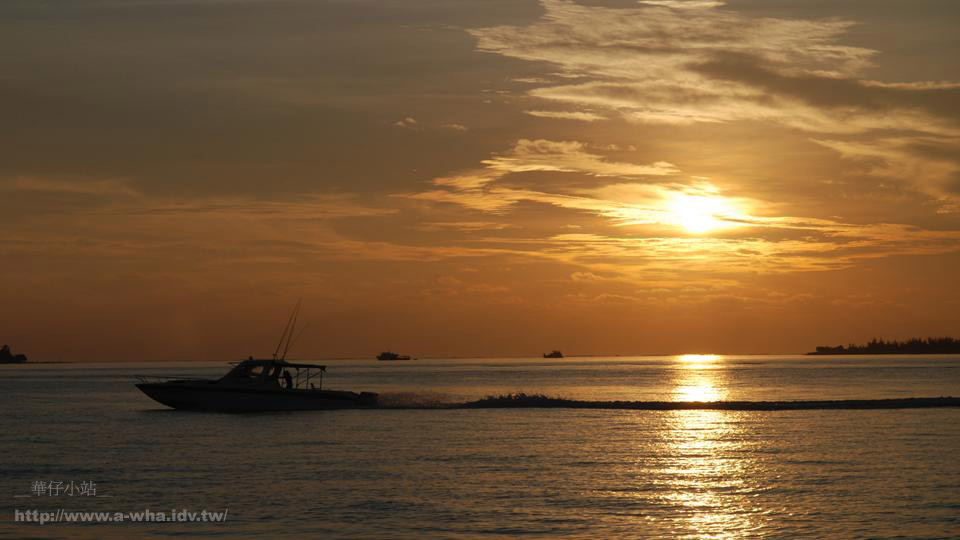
377,351 -> 412,361
543,350 -> 564,358
0,344 -> 27,364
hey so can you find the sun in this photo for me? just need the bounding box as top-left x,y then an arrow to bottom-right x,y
666,194 -> 734,233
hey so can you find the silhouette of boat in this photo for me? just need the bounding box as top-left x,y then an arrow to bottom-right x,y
134,301 -> 377,412
0,344 -> 27,364
543,350 -> 564,358
135,359 -> 377,412
377,351 -> 412,361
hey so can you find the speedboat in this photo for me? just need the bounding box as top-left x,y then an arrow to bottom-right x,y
543,350 -> 564,358
136,302 -> 378,412
135,359 -> 378,412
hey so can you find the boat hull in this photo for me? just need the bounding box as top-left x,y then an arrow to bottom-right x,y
136,382 -> 378,412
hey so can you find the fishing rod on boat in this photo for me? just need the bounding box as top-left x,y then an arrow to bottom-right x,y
280,302 -> 302,361
273,299 -> 302,360
282,322 -> 310,362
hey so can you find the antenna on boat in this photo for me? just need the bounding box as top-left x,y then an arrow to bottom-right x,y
281,306 -> 305,361
273,299 -> 301,360
283,322 -> 310,361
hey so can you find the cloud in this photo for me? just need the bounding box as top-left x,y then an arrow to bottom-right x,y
109,194 -> 397,221
402,139 -> 752,230
570,271 -> 607,282
472,2 -> 952,133
638,1 -> 725,8
396,118 -> 469,132
0,176 -> 138,197
812,136 -> 960,204
525,110 -> 606,122
401,138 -> 687,218
481,221 -> 960,277
417,221 -> 518,232
399,132 -> 960,280
468,0 -> 960,203
471,0 -> 875,85
0,184 -> 501,272
482,139 -> 679,177
0,176 -> 143,220
512,77 -> 553,84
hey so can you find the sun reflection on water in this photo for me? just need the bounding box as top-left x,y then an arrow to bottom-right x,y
656,354 -> 768,535
673,354 -> 726,402
658,410 -> 766,537
675,378 -> 725,402
676,354 -> 723,366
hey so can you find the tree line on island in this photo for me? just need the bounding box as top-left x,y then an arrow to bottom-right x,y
809,336 -> 960,355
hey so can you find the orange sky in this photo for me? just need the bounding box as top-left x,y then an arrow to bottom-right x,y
2,0 -> 959,361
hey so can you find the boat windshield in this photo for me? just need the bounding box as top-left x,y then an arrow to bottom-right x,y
218,359 -> 326,390
223,362 -> 275,381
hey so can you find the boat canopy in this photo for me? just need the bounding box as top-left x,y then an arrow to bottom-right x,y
231,358 -> 326,371
221,358 -> 328,390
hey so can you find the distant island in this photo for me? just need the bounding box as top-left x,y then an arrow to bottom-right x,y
808,337 -> 960,355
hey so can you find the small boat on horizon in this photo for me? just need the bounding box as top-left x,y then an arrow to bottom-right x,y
377,351 -> 412,361
0,344 -> 27,364
543,350 -> 564,358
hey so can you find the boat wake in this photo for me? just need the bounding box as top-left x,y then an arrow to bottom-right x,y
379,392 -> 960,411
376,391 -> 462,409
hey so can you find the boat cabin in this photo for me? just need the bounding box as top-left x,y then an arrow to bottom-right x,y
220,359 -> 327,390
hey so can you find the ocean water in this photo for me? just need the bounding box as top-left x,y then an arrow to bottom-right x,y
3,355 -> 959,538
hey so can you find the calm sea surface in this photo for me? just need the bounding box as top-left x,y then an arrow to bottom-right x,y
3,355 -> 959,538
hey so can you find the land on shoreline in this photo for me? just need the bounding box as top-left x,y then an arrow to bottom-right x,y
808,337 -> 960,355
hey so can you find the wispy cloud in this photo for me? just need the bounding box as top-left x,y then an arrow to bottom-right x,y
482,139 -> 679,177
416,221 -> 518,232
402,138 -> 684,216
812,136 -> 960,209
525,110 -> 606,122
480,221 -> 960,277
399,134 -> 960,280
470,0 -> 960,203
0,176 -> 139,197
638,0 -> 725,8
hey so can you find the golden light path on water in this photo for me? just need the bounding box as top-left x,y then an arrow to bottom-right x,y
673,354 -> 726,402
658,354 -> 767,536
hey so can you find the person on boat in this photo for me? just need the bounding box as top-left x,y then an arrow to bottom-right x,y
283,370 -> 293,389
